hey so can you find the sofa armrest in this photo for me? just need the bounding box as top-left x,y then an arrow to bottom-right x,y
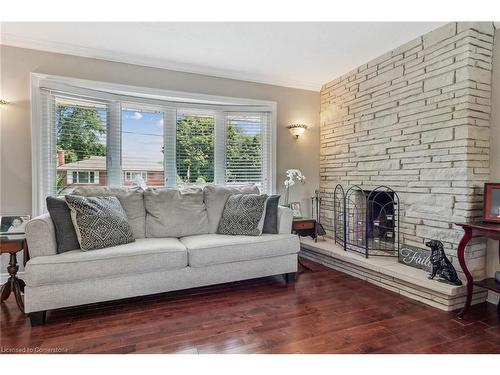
277,206 -> 294,234
25,213 -> 57,258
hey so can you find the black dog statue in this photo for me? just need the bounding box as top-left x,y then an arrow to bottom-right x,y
425,240 -> 462,286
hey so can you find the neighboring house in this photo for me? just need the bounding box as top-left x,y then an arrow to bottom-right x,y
56,151 -> 164,189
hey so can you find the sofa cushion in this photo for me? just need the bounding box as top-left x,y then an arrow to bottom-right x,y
71,186 -> 146,239
144,187 -> 209,238
46,196 -> 80,253
181,233 -> 300,268
25,238 -> 187,286
203,184 -> 260,233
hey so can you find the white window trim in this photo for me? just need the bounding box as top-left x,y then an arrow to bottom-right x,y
125,171 -> 148,181
68,170 -> 99,185
31,73 -> 277,216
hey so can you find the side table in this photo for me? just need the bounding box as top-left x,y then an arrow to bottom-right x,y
0,235 -> 27,313
455,222 -> 500,318
292,218 -> 318,242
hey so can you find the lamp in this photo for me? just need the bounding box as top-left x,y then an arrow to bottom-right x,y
287,124 -> 308,139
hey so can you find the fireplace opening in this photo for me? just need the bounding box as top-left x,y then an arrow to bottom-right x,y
333,185 -> 399,258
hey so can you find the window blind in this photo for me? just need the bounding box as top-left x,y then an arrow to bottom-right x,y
33,81 -> 275,215
224,112 -> 270,191
121,106 -> 164,187
54,96 -> 109,195
175,112 -> 215,185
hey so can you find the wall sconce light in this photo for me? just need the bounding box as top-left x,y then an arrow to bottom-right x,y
287,124 -> 308,139
0,99 -> 9,105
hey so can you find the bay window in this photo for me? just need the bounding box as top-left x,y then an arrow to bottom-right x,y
32,75 -> 276,215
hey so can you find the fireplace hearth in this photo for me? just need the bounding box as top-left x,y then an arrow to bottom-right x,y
334,185 -> 399,258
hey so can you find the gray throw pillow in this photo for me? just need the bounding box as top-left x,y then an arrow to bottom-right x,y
46,196 -> 80,253
217,194 -> 268,236
65,195 -> 135,251
262,195 -> 280,234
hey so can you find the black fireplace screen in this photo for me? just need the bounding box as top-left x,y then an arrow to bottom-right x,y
334,184 -> 399,258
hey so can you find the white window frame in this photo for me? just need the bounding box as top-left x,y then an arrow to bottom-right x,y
31,73 -> 277,216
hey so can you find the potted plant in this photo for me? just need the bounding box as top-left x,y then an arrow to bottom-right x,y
283,169 -> 306,206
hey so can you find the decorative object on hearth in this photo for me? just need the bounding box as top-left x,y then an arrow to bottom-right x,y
398,244 -> 432,272
283,169 -> 305,206
425,240 -> 462,286
483,183 -> 500,223
286,124 -> 308,139
333,184 -> 399,258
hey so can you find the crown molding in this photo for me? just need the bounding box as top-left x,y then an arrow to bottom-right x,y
1,33 -> 321,92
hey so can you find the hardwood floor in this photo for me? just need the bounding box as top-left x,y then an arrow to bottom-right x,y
1,259 -> 499,354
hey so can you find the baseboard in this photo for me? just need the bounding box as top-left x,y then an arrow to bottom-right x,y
0,271 -> 24,284
487,290 -> 500,305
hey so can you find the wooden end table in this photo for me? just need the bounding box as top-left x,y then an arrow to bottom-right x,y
0,235 -> 27,313
455,222 -> 500,318
292,218 -> 318,242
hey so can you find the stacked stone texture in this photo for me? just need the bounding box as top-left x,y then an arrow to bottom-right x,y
319,22 -> 495,278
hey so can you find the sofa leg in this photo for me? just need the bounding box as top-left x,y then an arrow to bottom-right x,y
29,311 -> 46,326
284,272 -> 296,284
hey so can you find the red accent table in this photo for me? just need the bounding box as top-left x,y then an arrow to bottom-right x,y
455,222 -> 500,318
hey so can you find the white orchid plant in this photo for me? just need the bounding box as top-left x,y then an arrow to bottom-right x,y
283,169 -> 306,205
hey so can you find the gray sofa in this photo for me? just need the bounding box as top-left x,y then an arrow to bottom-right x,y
24,185 -> 299,325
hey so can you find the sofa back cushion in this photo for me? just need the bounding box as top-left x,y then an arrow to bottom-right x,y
144,187 -> 209,238
203,184 -> 260,233
71,187 -> 146,239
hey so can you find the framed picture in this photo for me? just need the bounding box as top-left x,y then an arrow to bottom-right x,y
484,183 -> 500,223
0,215 -> 31,235
290,202 -> 303,218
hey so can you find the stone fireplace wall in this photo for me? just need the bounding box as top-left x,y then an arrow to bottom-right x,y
320,22 -> 496,278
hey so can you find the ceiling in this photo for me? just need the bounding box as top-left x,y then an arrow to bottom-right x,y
1,22 -> 445,91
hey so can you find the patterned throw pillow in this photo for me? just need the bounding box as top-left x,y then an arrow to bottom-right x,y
65,195 -> 135,251
217,194 -> 268,236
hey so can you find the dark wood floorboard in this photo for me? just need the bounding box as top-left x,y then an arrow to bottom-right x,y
1,259 -> 499,354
